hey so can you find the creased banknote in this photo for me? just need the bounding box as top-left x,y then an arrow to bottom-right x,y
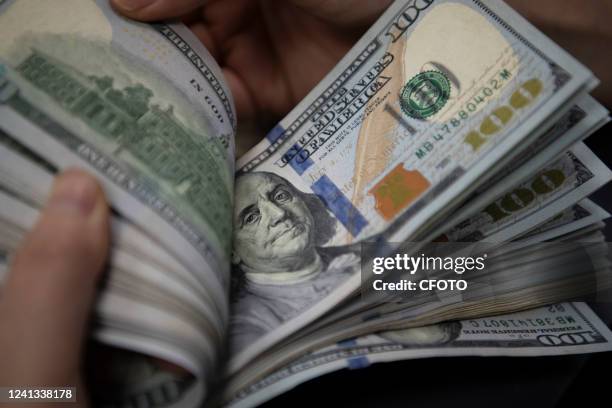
517,200 -> 610,243
229,0 -> 595,371
227,302 -> 612,408
442,142 -> 612,242
0,0 -> 235,304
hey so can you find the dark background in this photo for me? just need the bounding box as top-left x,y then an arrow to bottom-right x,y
261,123 -> 612,408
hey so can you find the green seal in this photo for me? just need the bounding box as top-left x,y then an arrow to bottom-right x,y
400,70 -> 450,119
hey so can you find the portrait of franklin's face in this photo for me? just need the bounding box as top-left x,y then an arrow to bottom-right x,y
233,172 -> 316,273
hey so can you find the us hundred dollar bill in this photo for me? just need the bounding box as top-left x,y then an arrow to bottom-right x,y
229,0 -> 595,370
517,200 -> 610,244
0,0 -> 235,307
228,302 -> 612,408
0,128 -> 222,315
424,95 -> 608,241
225,142 -> 612,394
442,143 -> 612,243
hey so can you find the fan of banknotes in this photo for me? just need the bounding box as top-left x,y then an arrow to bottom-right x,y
1,1 -> 612,407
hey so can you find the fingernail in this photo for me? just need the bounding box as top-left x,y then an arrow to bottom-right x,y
113,0 -> 157,11
48,170 -> 101,217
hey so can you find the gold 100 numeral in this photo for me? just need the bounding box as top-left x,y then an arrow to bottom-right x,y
483,168 -> 566,222
464,78 -> 543,151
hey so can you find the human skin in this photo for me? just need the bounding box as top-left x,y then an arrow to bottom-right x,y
112,0 -> 612,125
110,0 -> 394,122
0,170 -> 110,408
2,1 -> 611,405
506,0 -> 612,108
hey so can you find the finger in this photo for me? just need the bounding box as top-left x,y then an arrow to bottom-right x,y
111,0 -> 207,21
0,169 -> 110,386
222,67 -> 257,120
289,0 -> 393,27
188,20 -> 220,61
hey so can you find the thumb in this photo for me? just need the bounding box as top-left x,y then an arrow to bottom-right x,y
0,169 -> 110,387
289,0 -> 393,27
111,0 -> 208,21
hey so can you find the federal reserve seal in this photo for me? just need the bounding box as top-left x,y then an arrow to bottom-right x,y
400,70 -> 451,119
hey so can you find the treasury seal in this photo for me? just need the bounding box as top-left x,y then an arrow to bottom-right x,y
400,70 -> 451,119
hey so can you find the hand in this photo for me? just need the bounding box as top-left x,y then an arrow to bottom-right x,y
113,0 -> 612,119
111,0 -> 393,122
506,0 -> 612,107
0,170 -> 110,407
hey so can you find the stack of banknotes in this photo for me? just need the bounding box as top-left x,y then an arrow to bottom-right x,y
1,1 -> 612,407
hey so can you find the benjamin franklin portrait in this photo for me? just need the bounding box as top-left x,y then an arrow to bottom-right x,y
229,171 -> 359,353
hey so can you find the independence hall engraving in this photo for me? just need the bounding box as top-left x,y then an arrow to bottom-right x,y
16,49 -> 231,244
